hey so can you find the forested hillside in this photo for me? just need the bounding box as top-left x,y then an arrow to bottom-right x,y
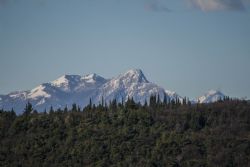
1,97 -> 250,167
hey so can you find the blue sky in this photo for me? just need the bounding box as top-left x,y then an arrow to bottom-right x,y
0,0 -> 250,99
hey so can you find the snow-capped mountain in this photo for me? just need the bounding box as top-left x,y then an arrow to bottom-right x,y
50,74 -> 107,92
197,90 -> 225,103
0,69 -> 182,114
93,69 -> 181,104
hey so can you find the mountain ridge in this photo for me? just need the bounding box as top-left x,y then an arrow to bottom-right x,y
0,69 -> 227,114
197,89 -> 225,103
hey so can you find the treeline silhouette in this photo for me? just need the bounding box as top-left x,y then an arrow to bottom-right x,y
0,96 -> 250,167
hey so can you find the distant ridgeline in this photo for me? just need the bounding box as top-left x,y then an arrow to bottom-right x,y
0,69 -> 229,114
1,98 -> 250,166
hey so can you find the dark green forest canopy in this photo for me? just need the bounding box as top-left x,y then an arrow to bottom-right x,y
0,98 -> 250,167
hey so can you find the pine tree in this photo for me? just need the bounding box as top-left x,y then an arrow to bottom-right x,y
89,98 -> 92,110
33,110 -> 38,114
125,97 -> 137,109
187,98 -> 191,106
183,97 -> 187,105
64,105 -> 68,112
111,99 -> 117,110
49,106 -> 54,114
144,99 -> 148,107
150,95 -> 157,108
72,103 -> 77,112
157,94 -> 161,106
77,106 -> 81,112
121,96 -> 124,106
101,96 -> 104,107
24,102 -> 33,115
163,94 -> 168,105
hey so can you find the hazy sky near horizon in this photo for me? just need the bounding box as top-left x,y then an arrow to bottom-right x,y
0,0 -> 250,99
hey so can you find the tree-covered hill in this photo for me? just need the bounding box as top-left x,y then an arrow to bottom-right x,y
0,98 -> 250,167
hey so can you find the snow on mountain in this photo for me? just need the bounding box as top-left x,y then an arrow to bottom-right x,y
82,73 -> 106,84
197,90 -> 225,103
8,91 -> 28,99
93,69 -> 175,104
28,85 -> 51,99
50,74 -> 107,92
0,91 -> 29,114
165,90 -> 182,99
0,69 -> 182,114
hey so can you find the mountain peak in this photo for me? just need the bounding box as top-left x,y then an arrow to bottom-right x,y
198,89 -> 225,103
206,89 -> 222,95
82,73 -> 107,84
51,75 -> 81,88
120,69 -> 148,83
0,69 -> 182,113
83,73 -> 100,80
83,73 -> 97,79
126,68 -> 143,74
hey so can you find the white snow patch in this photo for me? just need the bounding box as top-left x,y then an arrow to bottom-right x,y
9,91 -> 27,99
197,90 -> 225,103
28,85 -> 51,99
82,73 -> 107,85
36,98 -> 46,105
82,74 -> 96,83
51,75 -> 69,88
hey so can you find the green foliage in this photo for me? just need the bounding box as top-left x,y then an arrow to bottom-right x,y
23,102 -> 33,115
0,99 -> 250,166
